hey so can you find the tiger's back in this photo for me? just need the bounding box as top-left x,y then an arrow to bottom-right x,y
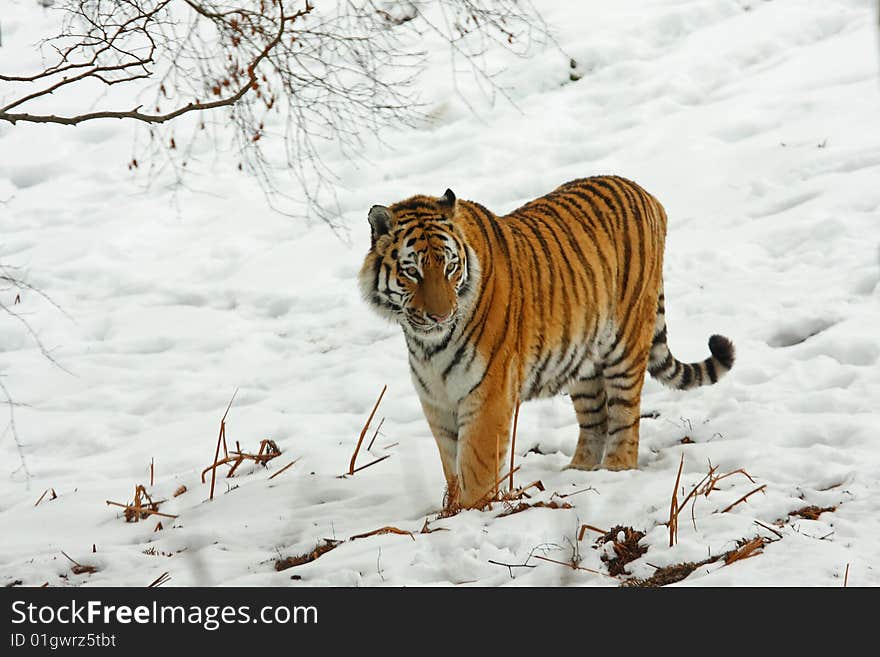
360,176 -> 734,509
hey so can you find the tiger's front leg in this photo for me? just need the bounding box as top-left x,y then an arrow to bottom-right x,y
418,397 -> 460,504
455,374 -> 517,509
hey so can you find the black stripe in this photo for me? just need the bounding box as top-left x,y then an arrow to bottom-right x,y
608,419 -> 638,435
652,326 -> 667,345
574,401 -> 606,414
571,390 -> 602,402
680,365 -> 693,389
706,358 -> 718,384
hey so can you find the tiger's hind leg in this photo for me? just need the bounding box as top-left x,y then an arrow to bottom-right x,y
566,365 -> 609,470
600,335 -> 651,470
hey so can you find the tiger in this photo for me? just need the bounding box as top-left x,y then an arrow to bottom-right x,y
359,176 -> 735,510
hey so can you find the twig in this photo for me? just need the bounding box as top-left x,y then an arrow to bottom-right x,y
150,458 -> 154,487
578,524 -> 607,541
488,559 -> 536,579
554,486 -> 598,500
467,466 -> 521,510
669,455 -> 684,547
105,500 -> 178,519
147,572 -> 171,588
531,555 -> 612,578
61,551 -> 98,575
349,454 -> 391,475
209,389 -> 238,501
34,488 -> 57,507
0,380 -> 31,489
366,417 -> 385,451
61,551 -> 82,567
721,484 -> 767,514
723,537 -> 766,565
349,526 -> 415,541
268,457 -> 300,480
349,385 -> 386,475
753,520 -> 783,540
844,563 -> 849,587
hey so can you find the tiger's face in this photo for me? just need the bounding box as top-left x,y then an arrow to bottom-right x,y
359,189 -> 476,341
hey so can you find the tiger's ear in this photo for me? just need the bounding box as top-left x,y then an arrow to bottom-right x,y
438,188 -> 456,217
368,205 -> 392,247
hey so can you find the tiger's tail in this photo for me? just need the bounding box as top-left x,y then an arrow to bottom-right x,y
647,287 -> 735,390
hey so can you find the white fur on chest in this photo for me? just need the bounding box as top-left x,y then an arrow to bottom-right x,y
406,338 -> 485,409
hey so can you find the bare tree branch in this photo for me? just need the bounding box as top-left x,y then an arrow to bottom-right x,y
0,0 -> 551,224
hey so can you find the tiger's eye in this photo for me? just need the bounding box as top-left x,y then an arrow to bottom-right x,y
446,262 -> 458,275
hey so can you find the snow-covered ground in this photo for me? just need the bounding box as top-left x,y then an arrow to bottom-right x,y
1,0 -> 879,587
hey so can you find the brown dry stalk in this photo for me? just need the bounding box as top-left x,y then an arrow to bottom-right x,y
496,500 -> 572,518
721,484 -> 767,514
173,485 -> 187,497
509,401 -> 520,493
366,417 -> 386,451
349,526 -> 415,541
713,468 -> 756,486
147,572 -> 171,588
669,455 -> 684,547
275,540 -> 342,571
675,465 -> 717,517
532,555 -> 614,578
844,563 -> 849,587
625,533 -> 776,587
209,390 -> 238,501
349,385 -> 387,475
106,500 -> 178,519
150,458 -> 154,487
420,518 -> 449,534
578,524 -> 607,541
268,457 -> 301,480
349,454 -> 391,475
61,551 -> 98,575
154,522 -> 163,532
670,462 -> 756,533
468,466 -> 522,510
34,488 -> 57,507
788,505 -> 836,520
554,487 -> 596,500
512,480 -> 545,497
753,520 -> 783,540
203,439 -> 282,483
723,537 -> 766,565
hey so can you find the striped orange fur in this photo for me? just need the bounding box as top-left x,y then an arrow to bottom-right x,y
359,177 -> 735,509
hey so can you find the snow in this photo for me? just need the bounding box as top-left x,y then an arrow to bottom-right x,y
1,0 -> 879,587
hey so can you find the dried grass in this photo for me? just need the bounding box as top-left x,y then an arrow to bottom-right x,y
597,526 -> 648,577
788,505 -> 836,521
34,488 -> 57,507
275,539 -> 343,571
106,485 -> 177,522
348,384 -> 386,475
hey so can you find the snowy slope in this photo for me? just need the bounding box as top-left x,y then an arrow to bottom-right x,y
1,0 -> 879,587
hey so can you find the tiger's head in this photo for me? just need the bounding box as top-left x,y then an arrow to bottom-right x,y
359,189 -> 478,341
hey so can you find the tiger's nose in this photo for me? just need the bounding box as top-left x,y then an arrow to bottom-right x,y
427,311 -> 450,324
